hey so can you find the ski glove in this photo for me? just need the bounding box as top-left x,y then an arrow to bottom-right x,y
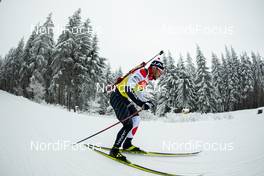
142,101 -> 154,110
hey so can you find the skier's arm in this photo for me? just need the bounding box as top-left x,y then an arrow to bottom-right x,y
125,86 -> 154,110
125,86 -> 144,107
125,71 -> 146,107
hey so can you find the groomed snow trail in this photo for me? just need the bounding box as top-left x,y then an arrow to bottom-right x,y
0,90 -> 264,176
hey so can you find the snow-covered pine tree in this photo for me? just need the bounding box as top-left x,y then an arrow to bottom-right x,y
87,35 -> 106,88
226,47 -> 241,110
73,18 -> 93,111
80,34 -> 106,111
73,17 -> 95,111
12,39 -> 25,95
0,48 -> 15,92
27,73 -> 45,103
156,54 -> 169,116
147,81 -> 159,115
0,57 -> 3,87
42,13 -> 55,103
175,55 -> 196,111
27,13 -> 55,103
52,14 -> 106,112
260,54 -> 264,107
224,46 -> 232,111
220,53 -> 229,111
166,52 -> 178,109
239,52 -> 253,108
0,56 -> 2,73
157,52 -> 178,115
78,18 -> 92,55
195,45 -> 216,113
251,52 -> 264,107
97,63 -> 114,114
211,53 -> 224,112
0,39 -> 24,95
50,9 -> 83,111
19,27 -> 38,99
186,52 -> 196,80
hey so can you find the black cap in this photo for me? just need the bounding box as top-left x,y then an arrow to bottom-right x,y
150,59 -> 164,70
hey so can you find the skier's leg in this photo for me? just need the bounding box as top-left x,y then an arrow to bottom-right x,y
113,119 -> 133,148
109,91 -> 133,159
127,115 -> 141,138
110,91 -> 133,147
123,115 -> 140,148
123,104 -> 141,150
110,114 -> 133,159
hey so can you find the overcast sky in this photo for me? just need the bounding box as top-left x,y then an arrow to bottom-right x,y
0,0 -> 263,72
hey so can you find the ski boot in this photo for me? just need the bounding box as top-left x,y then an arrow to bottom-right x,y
123,145 -> 142,152
109,147 -> 127,161
122,138 -> 145,153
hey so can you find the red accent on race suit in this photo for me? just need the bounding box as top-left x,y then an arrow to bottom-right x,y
140,68 -> 147,78
132,127 -> 138,136
137,80 -> 148,89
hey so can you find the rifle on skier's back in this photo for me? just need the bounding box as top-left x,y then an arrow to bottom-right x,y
107,50 -> 164,92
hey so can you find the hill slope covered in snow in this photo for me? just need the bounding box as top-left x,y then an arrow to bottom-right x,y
0,90 -> 264,176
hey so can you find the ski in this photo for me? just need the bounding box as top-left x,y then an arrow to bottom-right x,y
85,144 -> 200,176
88,144 -> 201,157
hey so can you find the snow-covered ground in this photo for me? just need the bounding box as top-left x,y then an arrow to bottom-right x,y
0,90 -> 264,176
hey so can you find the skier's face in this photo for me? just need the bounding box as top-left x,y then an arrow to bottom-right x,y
152,66 -> 163,80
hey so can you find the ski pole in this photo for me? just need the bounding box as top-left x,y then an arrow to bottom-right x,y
73,109 -> 143,145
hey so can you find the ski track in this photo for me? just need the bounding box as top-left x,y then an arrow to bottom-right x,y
0,90 -> 264,176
